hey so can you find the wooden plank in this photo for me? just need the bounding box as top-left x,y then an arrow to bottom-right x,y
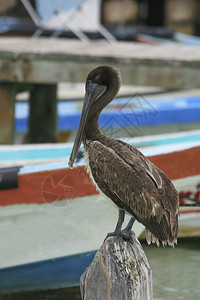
1,38 -> 200,63
0,38 -> 200,88
29,84 -> 58,143
0,83 -> 16,144
2,58 -> 200,88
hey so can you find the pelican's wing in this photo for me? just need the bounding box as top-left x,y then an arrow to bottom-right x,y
86,139 -> 179,245
115,139 -> 163,189
115,139 -> 179,212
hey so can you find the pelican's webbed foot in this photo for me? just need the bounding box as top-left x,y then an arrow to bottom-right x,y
120,217 -> 135,240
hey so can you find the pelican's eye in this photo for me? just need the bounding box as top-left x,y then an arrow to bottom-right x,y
86,79 -> 92,91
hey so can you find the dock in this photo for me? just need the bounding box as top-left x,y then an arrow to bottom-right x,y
1,37 -> 200,144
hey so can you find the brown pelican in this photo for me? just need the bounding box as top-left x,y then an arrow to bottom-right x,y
69,65 -> 179,246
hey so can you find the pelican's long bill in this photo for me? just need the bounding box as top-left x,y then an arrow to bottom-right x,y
68,82 -> 106,167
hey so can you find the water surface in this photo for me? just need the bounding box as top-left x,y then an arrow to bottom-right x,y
142,237 -> 200,300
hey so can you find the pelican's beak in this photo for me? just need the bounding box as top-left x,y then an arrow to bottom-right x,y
68,83 -> 106,167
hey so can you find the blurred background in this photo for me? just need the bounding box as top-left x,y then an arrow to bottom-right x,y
0,1 -> 200,299
1,0 -> 200,37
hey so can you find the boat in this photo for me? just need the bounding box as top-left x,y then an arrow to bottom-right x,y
15,89 -> 200,142
0,129 -> 200,293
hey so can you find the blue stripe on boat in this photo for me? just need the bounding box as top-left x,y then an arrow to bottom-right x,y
0,132 -> 200,162
0,251 -> 96,293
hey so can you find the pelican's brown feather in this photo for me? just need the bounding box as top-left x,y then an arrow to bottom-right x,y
84,136 -> 179,245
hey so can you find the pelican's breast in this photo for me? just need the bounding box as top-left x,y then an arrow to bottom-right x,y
83,146 -> 101,193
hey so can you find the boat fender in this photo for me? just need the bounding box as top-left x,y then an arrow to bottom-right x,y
0,166 -> 21,190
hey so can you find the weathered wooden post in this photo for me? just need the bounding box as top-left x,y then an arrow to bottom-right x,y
80,232 -> 152,300
0,83 -> 16,144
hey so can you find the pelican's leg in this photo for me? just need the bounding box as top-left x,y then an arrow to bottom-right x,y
121,217 -> 135,240
105,209 -> 125,239
114,209 -> 125,233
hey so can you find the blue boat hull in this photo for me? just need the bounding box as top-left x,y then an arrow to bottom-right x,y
0,251 -> 96,293
15,95 -> 200,132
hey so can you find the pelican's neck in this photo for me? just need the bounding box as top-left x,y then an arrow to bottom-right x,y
83,68 -> 121,141
83,111 -> 102,141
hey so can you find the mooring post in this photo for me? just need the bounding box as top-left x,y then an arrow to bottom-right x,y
80,232 -> 152,300
29,84 -> 58,143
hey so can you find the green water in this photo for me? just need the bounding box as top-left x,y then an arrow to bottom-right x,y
143,238 -> 200,300
0,238 -> 199,300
